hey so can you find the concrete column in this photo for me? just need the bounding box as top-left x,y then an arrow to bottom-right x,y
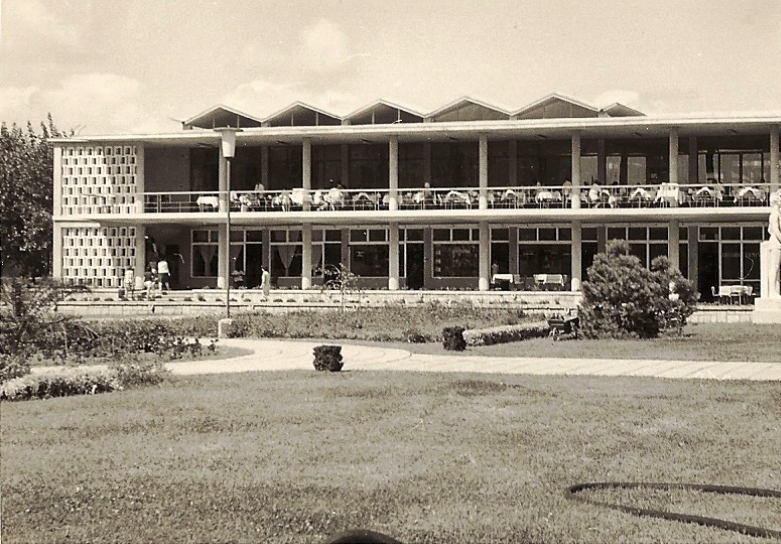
389,137 -> 399,211
135,145 -> 145,214
423,143 -> 432,184
218,145 -> 228,213
423,228 -> 433,289
262,229 -> 271,271
341,228 -> 350,269
479,222 -> 490,291
688,225 -> 699,291
53,146 -> 63,216
341,144 -> 350,186
571,132 -> 581,209
688,137 -> 698,183
52,147 -> 63,278
261,145 -> 269,187
771,127 -> 780,193
669,128 -> 679,184
301,224 -> 312,289
479,136 -> 488,210
668,219 -> 680,270
217,227 -> 228,289
508,140 -> 518,186
302,139 -> 311,211
597,139 -> 606,185
571,221 -> 582,291
509,227 -> 519,278
134,225 -> 146,278
389,223 -> 400,290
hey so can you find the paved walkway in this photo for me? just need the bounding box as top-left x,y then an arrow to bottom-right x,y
163,339 -> 781,381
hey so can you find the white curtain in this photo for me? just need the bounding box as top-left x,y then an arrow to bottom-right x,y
277,244 -> 297,275
198,245 -> 217,275
230,245 -> 242,271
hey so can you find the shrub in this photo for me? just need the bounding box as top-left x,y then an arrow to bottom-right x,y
579,241 -> 697,339
0,353 -> 31,382
313,345 -> 343,372
1,367 -> 120,402
463,321 -> 549,346
442,327 -> 466,351
110,356 -> 169,388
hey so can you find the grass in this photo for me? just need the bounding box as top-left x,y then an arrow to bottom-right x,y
390,323 -> 781,362
2,370 -> 779,543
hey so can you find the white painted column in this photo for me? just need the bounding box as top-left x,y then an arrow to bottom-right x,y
135,145 -> 145,214
668,219 -> 680,270
134,225 -> 146,278
389,136 -> 399,211
479,222 -> 490,291
669,128 -> 679,184
301,224 -> 312,289
571,132 -> 581,209
479,136 -> 488,210
389,223 -> 400,290
771,127 -> 780,193
571,221 -> 582,291
302,138 -> 311,211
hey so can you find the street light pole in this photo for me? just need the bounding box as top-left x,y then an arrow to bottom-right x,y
215,127 -> 242,320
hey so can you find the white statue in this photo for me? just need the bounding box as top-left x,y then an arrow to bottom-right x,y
768,190 -> 781,298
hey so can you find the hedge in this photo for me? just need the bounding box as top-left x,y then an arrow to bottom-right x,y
462,321 -> 549,346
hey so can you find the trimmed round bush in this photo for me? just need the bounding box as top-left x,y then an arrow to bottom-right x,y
313,345 -> 344,372
442,327 -> 466,351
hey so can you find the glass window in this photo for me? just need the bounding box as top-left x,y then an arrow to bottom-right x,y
582,228 -> 598,241
518,228 -> 536,242
721,243 -> 742,280
649,227 -> 667,240
720,154 -> 740,184
699,227 -> 719,241
539,228 -> 557,241
627,157 -> 646,184
350,245 -> 389,276
325,230 -> 342,242
558,228 -> 571,241
433,244 -> 479,277
629,227 -> 647,241
721,227 -> 741,240
433,229 -> 450,242
491,228 -> 509,241
452,228 -> 471,241
608,227 -> 626,240
369,229 -> 387,242
743,227 -> 763,241
350,229 -> 368,242
405,229 -> 424,241
580,156 -> 598,184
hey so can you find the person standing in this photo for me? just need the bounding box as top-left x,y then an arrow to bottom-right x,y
157,255 -> 171,293
260,266 -> 271,299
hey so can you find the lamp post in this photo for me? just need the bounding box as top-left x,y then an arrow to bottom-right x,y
215,127 -> 242,319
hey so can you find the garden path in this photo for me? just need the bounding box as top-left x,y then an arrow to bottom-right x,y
164,339 -> 781,381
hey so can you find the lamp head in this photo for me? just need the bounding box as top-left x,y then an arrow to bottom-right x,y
214,127 -> 242,159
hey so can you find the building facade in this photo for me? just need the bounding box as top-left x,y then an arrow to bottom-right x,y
50,94 -> 781,302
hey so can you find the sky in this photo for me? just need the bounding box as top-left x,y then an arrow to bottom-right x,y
1,0 -> 780,135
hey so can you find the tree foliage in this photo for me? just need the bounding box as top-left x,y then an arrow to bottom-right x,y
579,240 -> 698,339
1,116 -> 66,277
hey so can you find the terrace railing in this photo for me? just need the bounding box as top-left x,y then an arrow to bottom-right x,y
139,182 -> 773,214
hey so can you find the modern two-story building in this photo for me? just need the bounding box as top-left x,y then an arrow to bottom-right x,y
50,93 -> 781,302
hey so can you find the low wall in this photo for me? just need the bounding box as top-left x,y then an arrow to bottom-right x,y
54,288 -> 581,317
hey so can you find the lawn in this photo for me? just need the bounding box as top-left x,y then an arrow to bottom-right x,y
393,323 -> 781,363
2,370 -> 779,543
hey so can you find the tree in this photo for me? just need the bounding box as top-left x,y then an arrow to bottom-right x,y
1,116 -> 66,278
578,240 -> 697,339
